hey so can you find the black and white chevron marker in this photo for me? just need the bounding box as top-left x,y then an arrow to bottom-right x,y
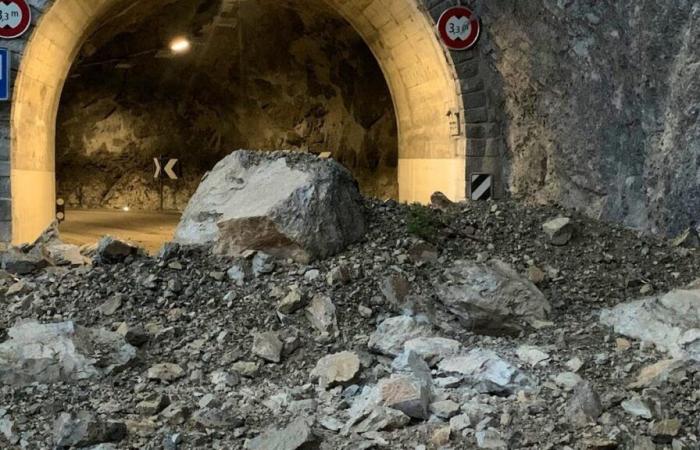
153,157 -> 180,180
470,174 -> 492,201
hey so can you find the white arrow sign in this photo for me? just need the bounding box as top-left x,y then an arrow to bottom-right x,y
154,158 -> 179,180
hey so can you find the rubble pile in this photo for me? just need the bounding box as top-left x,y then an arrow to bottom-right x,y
0,197 -> 698,449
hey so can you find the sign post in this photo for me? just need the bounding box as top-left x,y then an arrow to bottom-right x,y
437,6 -> 481,51
153,157 -> 181,211
0,0 -> 31,40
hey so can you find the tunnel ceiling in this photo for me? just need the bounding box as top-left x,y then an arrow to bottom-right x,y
57,0 -> 399,211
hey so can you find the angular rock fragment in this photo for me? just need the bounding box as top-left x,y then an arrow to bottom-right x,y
438,349 -> 535,395
403,337 -> 462,365
94,236 -> 141,263
311,351 -> 361,388
54,412 -> 127,448
244,417 -> 317,450
600,284 -> 700,361
0,321 -> 136,386
434,259 -> 551,336
564,381 -> 603,428
252,332 -> 284,363
175,150 -> 366,263
542,217 -> 575,245
305,295 -> 338,336
147,363 -> 185,382
368,316 -> 433,357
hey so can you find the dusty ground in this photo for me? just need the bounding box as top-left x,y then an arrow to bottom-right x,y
59,209 -> 181,253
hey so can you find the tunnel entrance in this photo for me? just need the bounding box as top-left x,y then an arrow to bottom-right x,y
11,0 -> 466,245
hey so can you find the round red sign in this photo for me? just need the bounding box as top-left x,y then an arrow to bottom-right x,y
0,0 -> 31,39
437,6 -> 481,51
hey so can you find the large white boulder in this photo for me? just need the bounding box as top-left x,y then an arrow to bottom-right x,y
600,281 -> 700,361
174,150 -> 366,263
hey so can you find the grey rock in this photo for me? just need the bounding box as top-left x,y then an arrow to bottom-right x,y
54,412 -> 127,448
0,415 -> 19,444
649,418 -> 682,444
311,351 -> 361,388
305,295 -> 338,336
174,150 -> 366,263
252,332 -> 283,363
430,400 -> 460,419
403,337 -> 462,365
97,295 -> 122,316
277,288 -> 307,315
352,406 -> 410,433
476,428 -> 507,449
542,217 -> 575,245
136,394 -> 170,416
0,321 -> 136,386
564,382 -> 603,428
516,345 -> 550,366
192,407 -> 243,429
438,348 -> 535,395
94,236 -> 140,263
0,248 -> 48,274
252,252 -> 276,276
368,316 -> 433,357
380,274 -> 410,307
434,259 -> 551,336
146,363 -> 185,382
621,396 -> 654,420
244,417 -> 316,450
600,285 -> 700,361
379,350 -> 433,419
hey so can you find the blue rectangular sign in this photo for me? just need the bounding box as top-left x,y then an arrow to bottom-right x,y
0,48 -> 9,101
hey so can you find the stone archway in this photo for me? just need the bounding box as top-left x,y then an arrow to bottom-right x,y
9,0 -> 468,244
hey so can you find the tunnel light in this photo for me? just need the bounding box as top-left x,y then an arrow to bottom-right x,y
122,206 -> 130,212
169,37 -> 191,54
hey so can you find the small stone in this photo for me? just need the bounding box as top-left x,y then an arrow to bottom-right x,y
94,236 -> 140,263
136,394 -> 170,416
147,363 -> 185,382
621,396 -> 654,420
210,370 -> 239,389
379,375 -> 431,420
304,269 -> 321,281
527,266 -> 546,285
252,252 -> 276,276
564,382 -> 603,428
542,217 -> 575,246
232,361 -> 260,377
358,305 -> 373,318
516,345 -> 550,366
649,419 -> 682,444
431,426 -> 451,446
616,338 -> 632,351
305,295 -> 338,336
311,351 -> 361,388
381,274 -> 411,307
565,357 -> 584,373
244,417 -> 316,450
252,332 -> 283,363
368,316 -> 433,357
476,428 -> 507,449
277,289 -> 307,314
326,265 -> 352,286
430,400 -> 460,419
403,337 -> 462,365
97,295 -> 123,316
554,372 -> 584,391
449,414 -> 471,433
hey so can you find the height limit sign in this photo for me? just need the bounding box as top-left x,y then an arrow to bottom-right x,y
0,0 -> 31,39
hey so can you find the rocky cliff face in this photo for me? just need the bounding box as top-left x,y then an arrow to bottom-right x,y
473,0 -> 699,235
56,0 -> 397,210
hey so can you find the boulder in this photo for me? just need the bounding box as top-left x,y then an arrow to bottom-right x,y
564,381 -> 603,428
379,350 -> 433,419
94,236 -> 141,263
245,417 -> 317,450
600,284 -> 700,361
174,150 -> 366,263
0,321 -> 137,386
252,332 -> 284,363
311,351 -> 361,388
368,316 -> 433,357
54,412 -> 127,448
438,348 -> 535,395
434,259 -> 551,336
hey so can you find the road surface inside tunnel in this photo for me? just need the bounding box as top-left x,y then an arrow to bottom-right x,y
58,209 -> 181,254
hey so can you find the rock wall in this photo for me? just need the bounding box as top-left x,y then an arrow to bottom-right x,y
467,0 -> 699,235
56,0 -> 397,210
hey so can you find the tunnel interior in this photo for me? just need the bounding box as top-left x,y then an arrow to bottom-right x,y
56,0 -> 399,220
